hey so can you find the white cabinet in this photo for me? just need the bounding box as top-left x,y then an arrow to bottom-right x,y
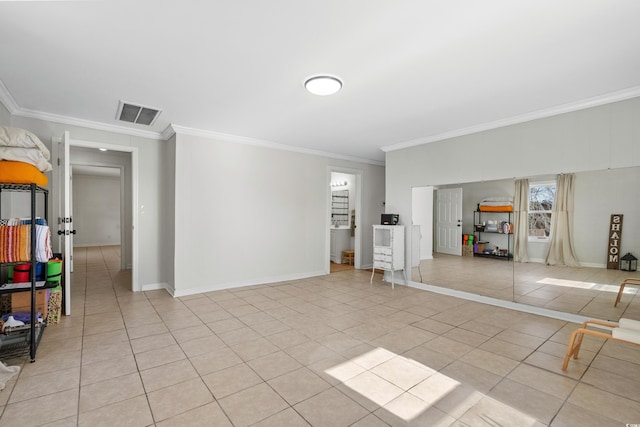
330,228 -> 350,264
370,225 -> 406,288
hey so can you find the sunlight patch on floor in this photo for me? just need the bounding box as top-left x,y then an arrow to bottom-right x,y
537,277 -> 625,293
325,347 -> 540,425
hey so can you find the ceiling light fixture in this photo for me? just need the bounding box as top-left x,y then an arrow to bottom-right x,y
98,148 -> 108,152
304,75 -> 342,96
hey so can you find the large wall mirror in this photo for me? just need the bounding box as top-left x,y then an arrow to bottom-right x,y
412,166 -> 640,321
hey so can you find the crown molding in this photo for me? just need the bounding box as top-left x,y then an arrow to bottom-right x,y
382,85 -> 640,153
169,124 -> 385,166
0,79 -> 19,114
0,79 -> 164,140
15,108 -> 165,140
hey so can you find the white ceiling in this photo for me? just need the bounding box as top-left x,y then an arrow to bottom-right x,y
1,1 -> 640,164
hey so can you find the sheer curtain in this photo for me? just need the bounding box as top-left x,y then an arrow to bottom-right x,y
545,173 -> 580,266
513,178 -> 529,262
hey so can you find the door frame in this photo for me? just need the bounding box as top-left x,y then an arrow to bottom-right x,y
53,136 -> 140,292
327,166 -> 363,271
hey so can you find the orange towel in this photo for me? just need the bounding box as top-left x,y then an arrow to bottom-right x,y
0,160 -> 48,186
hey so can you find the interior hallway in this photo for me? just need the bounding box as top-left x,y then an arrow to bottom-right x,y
0,246 -> 639,426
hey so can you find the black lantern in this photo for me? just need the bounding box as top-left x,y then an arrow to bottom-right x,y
620,252 -> 638,272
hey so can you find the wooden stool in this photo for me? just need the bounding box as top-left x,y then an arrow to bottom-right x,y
341,250 -> 354,265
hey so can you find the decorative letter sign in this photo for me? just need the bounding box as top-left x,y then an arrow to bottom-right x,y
607,214 -> 623,269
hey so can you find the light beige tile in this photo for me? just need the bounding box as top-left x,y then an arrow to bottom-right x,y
294,387 -> 369,427
266,328 -> 311,349
81,340 -> 133,365
218,325 -> 262,346
170,324 -> 214,343
458,396 -> 546,427
79,372 -> 144,413
350,413 -> 390,427
126,321 -> 169,339
340,371 -> 404,411
267,367 -> 331,405
231,337 -> 280,361
155,402 -> 232,427
568,383 -> 640,423
371,355 -> 435,391
202,363 -> 263,399
206,317 -> 245,334
507,363 -> 577,400
550,402 -> 621,427
81,354 -> 138,386
147,378 -> 214,422
459,348 -> 519,377
409,372 -> 461,405
140,359 -> 199,392
286,340 -> 338,365
130,331 -> 176,353
248,350 -> 303,380
375,393 -> 456,427
0,388 -> 78,427
179,334 -> 227,358
478,337 -> 534,361
251,407 -> 311,427
189,346 -> 243,376
18,348 -> 81,377
134,343 -> 186,371
440,361 -> 501,393
77,394 -> 153,427
488,378 -> 564,425
9,366 -> 80,403
218,382 -> 289,427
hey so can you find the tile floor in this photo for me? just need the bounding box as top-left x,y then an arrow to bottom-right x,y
413,253 -> 640,321
1,246 -> 639,426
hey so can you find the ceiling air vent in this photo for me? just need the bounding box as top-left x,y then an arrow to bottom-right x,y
116,101 -> 162,126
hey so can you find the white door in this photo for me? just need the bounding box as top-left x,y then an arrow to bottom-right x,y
436,188 -> 463,256
59,131 -> 73,315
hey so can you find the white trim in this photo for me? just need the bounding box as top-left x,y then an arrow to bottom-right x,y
66,137 -> 141,293
169,124 -> 385,167
408,280 -> 592,324
382,85 -> 640,153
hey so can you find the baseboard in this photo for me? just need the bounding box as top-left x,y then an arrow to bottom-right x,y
171,270 -> 327,298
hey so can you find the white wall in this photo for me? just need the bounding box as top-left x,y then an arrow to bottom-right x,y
387,96 -> 640,273
72,174 -> 120,247
171,132 -> 385,296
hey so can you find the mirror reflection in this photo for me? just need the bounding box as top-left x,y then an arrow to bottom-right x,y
412,167 -> 640,321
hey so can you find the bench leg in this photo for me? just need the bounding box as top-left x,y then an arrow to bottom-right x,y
615,283 -> 627,307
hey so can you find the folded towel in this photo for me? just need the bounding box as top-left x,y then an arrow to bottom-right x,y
0,126 -> 50,159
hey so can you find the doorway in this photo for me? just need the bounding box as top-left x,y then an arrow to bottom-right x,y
52,134 -> 139,313
328,170 -> 361,273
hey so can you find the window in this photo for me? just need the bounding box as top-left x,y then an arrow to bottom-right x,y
528,182 -> 556,240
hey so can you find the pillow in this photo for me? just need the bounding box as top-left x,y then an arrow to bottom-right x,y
0,146 -> 53,172
0,160 -> 48,186
0,127 -> 50,160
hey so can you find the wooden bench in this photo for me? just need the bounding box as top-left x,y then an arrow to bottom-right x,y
341,250 -> 354,265
563,318 -> 640,371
